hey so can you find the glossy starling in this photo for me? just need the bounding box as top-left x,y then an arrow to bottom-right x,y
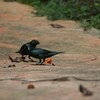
28,47 -> 64,65
16,40 -> 40,61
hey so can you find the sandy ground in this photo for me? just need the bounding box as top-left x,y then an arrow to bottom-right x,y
0,1 -> 100,100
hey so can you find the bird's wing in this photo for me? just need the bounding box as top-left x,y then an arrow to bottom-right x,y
19,44 -> 26,52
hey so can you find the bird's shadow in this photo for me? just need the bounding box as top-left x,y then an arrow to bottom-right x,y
30,63 -> 55,66
30,63 -> 46,66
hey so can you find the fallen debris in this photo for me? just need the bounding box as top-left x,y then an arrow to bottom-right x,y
50,24 -> 65,28
27,84 -> 35,89
9,56 -> 25,63
3,64 -> 16,68
79,84 -> 93,96
8,64 -> 16,68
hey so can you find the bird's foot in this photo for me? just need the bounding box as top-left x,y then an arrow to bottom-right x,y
36,62 -> 45,65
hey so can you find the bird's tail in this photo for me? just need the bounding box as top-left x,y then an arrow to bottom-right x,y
49,51 -> 64,57
56,52 -> 65,54
46,51 -> 64,58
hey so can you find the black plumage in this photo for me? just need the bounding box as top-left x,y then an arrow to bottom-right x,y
28,48 -> 64,65
16,40 -> 40,60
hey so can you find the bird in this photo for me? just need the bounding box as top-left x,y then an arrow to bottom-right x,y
28,47 -> 64,65
16,40 -> 40,61
79,84 -> 93,96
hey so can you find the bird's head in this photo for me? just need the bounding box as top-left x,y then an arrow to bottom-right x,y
30,39 -> 40,47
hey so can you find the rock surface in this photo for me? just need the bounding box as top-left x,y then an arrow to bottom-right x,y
0,1 -> 100,100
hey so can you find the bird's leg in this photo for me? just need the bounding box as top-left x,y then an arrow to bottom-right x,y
28,55 -> 36,62
36,59 -> 42,65
39,59 -> 45,65
22,55 -> 25,61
